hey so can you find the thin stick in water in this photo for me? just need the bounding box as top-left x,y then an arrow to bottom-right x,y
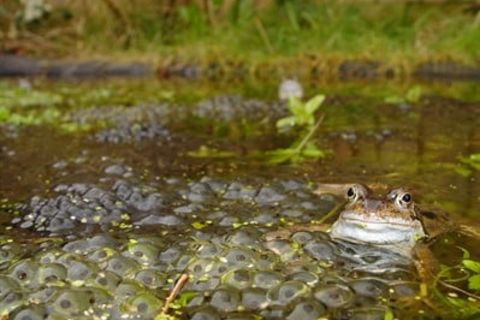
161,274 -> 190,315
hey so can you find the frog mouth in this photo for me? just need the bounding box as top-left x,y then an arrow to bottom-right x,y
330,211 -> 426,246
339,211 -> 416,227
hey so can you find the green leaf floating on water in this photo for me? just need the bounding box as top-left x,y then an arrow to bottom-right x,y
302,142 -> 325,158
0,88 -> 63,108
187,145 -> 236,158
405,85 -> 423,103
454,165 -> 472,177
191,221 -> 211,230
266,148 -> 309,164
266,145 -> 326,164
384,85 -> 422,104
384,96 -> 404,104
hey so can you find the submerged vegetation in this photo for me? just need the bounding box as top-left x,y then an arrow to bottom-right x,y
2,0 -> 480,69
432,248 -> 480,318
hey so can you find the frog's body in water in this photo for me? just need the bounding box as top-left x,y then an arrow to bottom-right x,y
267,183 -> 455,260
330,184 -> 428,257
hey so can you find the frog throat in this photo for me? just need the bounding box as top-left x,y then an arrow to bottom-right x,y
330,210 -> 427,248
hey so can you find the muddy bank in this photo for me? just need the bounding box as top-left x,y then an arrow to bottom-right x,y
0,54 -> 151,78
2,54 -> 480,81
160,58 -> 480,81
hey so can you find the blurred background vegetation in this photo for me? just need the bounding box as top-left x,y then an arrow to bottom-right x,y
0,0 -> 479,65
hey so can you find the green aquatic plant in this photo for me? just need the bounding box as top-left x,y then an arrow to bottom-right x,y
383,309 -> 394,320
0,107 -> 9,122
460,153 -> 480,171
0,86 -> 63,109
0,81 -> 175,131
187,145 -> 236,159
155,274 -> 194,320
276,95 -> 325,129
448,153 -> 480,177
463,259 -> 480,291
0,107 -> 61,126
185,94 -> 326,164
431,247 -> 480,318
385,85 -> 423,105
268,94 -> 326,164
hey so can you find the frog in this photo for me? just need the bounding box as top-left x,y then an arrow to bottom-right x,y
266,183 -> 480,315
327,183 -> 451,257
327,185 -> 480,305
265,183 -> 462,278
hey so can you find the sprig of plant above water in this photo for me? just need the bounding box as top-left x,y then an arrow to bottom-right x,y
276,95 -> 325,129
267,94 -> 327,164
186,94 -> 327,164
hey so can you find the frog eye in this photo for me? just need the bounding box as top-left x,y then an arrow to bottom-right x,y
391,190 -> 413,210
401,193 -> 411,203
346,184 -> 367,203
347,187 -> 355,199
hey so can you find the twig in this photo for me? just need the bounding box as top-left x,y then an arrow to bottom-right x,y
313,200 -> 345,225
438,279 -> 480,300
161,274 -> 189,315
432,265 -> 480,302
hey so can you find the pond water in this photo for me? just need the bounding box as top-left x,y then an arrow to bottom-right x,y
0,78 -> 479,319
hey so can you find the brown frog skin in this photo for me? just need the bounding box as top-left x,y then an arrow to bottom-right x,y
330,184 -> 426,250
